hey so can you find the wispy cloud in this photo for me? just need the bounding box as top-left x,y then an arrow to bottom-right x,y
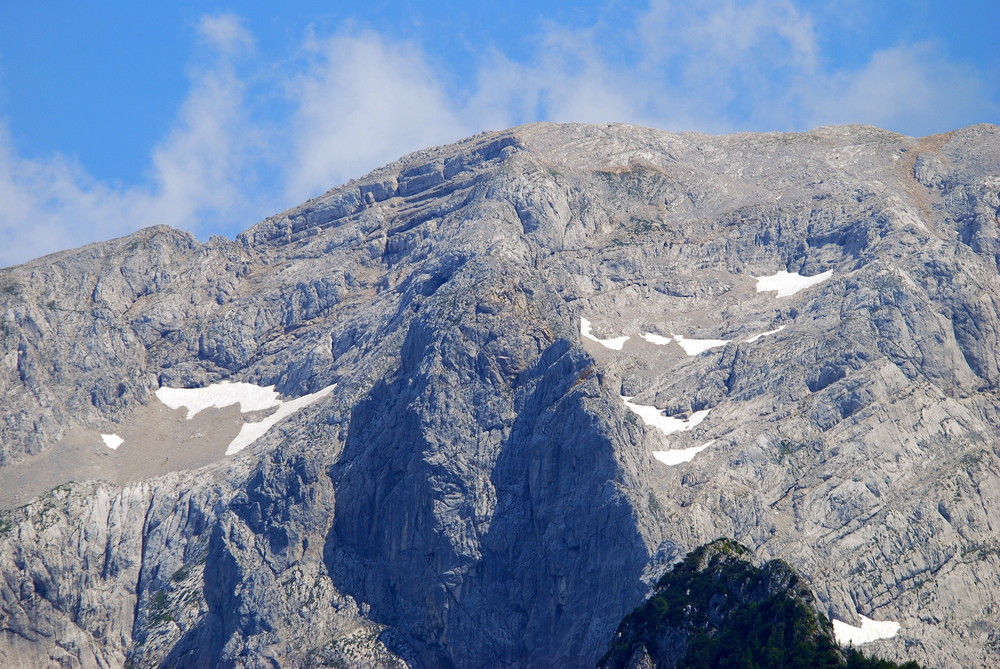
635,0 -> 820,129
283,30 -> 473,203
0,13 -> 262,266
803,41 -> 996,133
147,14 -> 260,230
0,3 -> 995,267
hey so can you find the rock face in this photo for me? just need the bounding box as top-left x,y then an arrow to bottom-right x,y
0,122 -> 999,668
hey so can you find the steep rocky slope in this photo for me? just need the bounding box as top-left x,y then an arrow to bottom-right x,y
0,122 -> 998,668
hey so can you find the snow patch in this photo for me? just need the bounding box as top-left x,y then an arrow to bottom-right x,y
755,270 -> 832,298
155,381 -> 337,455
101,434 -> 124,450
621,396 -> 710,436
673,333 -> 729,356
744,324 -> 787,343
640,332 -> 672,345
581,317 -> 629,350
225,384 -> 337,455
833,616 -> 900,646
156,381 -> 285,419
652,440 -> 715,466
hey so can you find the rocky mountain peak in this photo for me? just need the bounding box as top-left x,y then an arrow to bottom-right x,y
0,122 -> 998,667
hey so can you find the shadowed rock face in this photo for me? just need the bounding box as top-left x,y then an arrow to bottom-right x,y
0,122 -> 998,668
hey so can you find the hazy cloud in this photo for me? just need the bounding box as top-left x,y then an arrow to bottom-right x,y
640,0 -> 818,72
198,13 -> 255,56
512,25 -> 642,124
468,0 -> 824,133
0,126 -> 139,265
633,0 -> 819,130
147,14 -> 260,229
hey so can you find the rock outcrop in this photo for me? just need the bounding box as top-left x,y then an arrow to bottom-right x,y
599,538 -> 920,669
0,122 -> 998,667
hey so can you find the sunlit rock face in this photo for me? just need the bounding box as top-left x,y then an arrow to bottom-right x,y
0,122 -> 999,668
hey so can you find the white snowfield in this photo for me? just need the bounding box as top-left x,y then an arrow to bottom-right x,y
653,440 -> 715,466
832,616 -> 900,646
639,332 -> 672,345
156,381 -> 337,455
672,333 -> 729,355
620,396 -> 710,436
755,270 -> 833,298
101,433 -> 124,450
580,317 -> 630,350
156,381 -> 288,419
744,324 -> 786,343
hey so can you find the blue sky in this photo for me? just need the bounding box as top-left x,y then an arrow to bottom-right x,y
0,1 -> 997,267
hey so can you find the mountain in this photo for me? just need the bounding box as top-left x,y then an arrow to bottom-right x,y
0,121 -> 998,668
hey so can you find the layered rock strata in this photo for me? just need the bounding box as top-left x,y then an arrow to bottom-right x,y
0,122 -> 998,667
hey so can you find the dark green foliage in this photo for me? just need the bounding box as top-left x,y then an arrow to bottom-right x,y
149,590 -> 174,625
600,539 -> 923,669
777,439 -> 807,462
682,594 -> 842,669
844,650 -> 922,669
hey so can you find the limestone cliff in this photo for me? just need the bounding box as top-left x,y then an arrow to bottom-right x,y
0,122 -> 998,668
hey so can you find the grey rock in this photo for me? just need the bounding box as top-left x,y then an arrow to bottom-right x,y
0,122 -> 998,668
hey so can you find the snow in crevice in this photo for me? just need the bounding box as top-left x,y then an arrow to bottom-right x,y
155,381 -> 337,455
621,396 -> 710,436
581,317 -> 629,350
225,385 -> 336,455
744,324 -> 786,343
653,440 -> 715,466
672,333 -> 729,356
639,332 -> 672,345
101,434 -> 124,450
755,270 -> 833,298
832,615 -> 900,646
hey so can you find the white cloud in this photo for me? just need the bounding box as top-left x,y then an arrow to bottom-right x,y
466,0 -> 824,133
512,24 -> 642,124
640,0 -> 818,72
630,0 -> 820,130
514,0 -> 996,137
147,14 -> 260,228
0,129 -> 122,265
0,5 -> 995,267
804,41 -> 997,135
283,30 -> 474,203
0,13 -> 261,267
198,13 -> 255,56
